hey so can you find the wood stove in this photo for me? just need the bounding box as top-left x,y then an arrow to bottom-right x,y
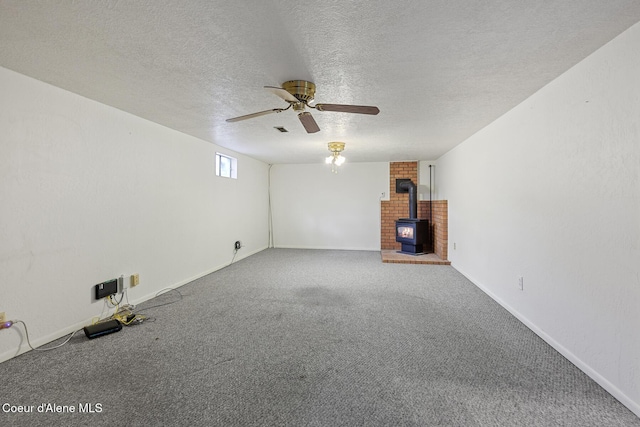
395,179 -> 429,255
396,218 -> 429,254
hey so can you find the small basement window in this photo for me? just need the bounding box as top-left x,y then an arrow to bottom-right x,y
215,152 -> 237,179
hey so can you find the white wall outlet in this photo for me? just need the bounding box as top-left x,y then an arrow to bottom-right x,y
454,242 -> 457,250
381,192 -> 386,198
0,312 -> 5,323
131,273 -> 140,287
518,276 -> 524,290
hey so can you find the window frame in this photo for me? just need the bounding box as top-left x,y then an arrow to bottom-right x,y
215,152 -> 237,179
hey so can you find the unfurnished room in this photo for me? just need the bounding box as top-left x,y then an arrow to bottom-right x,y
1,1 -> 639,426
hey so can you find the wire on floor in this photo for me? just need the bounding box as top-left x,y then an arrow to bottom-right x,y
229,248 -> 238,266
3,287 -> 182,353
6,320 -> 81,351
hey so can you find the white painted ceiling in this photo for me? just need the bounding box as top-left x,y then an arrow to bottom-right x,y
1,1 -> 640,164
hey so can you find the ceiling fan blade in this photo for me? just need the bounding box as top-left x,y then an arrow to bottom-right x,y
264,86 -> 298,103
315,104 -> 380,115
298,112 -> 320,133
226,108 -> 285,123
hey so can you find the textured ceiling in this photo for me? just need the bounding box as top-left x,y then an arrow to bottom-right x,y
1,1 -> 640,164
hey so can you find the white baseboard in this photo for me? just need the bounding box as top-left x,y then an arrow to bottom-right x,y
0,246 -> 269,365
272,245 -> 380,251
451,262 -> 640,418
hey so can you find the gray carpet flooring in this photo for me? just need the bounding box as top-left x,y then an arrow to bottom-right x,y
1,249 -> 638,426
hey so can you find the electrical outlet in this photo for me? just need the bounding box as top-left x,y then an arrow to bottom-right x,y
234,241 -> 242,250
131,273 -> 140,287
518,276 -> 524,290
0,312 -> 6,323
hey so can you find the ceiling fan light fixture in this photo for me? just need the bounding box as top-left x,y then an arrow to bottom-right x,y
326,141 -> 346,173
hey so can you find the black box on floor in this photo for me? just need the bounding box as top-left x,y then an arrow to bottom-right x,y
83,320 -> 122,339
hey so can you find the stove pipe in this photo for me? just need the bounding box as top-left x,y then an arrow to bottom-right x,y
399,180 -> 417,219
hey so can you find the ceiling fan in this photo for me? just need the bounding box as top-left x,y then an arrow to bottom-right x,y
226,80 -> 380,133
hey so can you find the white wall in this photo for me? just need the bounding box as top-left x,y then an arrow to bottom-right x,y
0,67 -> 270,361
437,23 -> 640,416
270,162 -> 388,250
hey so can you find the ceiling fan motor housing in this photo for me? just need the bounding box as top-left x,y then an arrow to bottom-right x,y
282,80 -> 316,102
